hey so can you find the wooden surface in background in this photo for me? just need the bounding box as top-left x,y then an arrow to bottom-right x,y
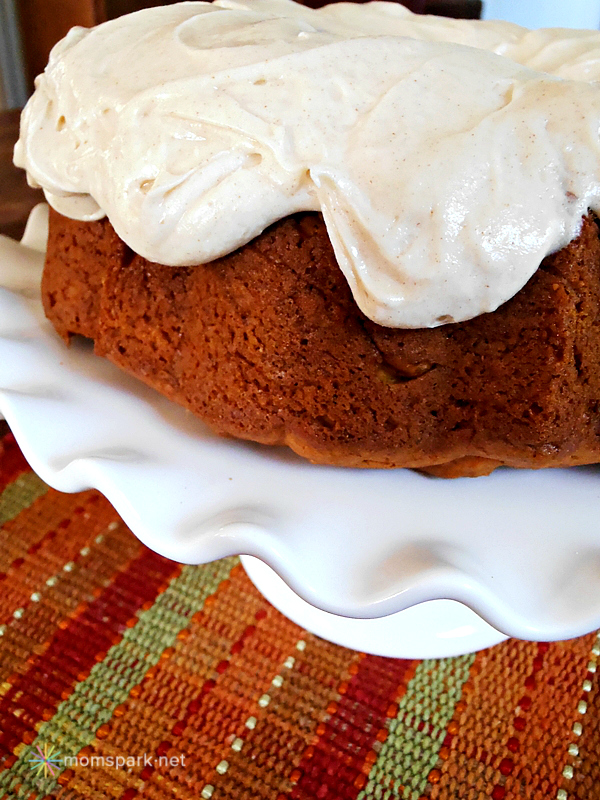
17,0 -> 106,90
0,110 -> 43,240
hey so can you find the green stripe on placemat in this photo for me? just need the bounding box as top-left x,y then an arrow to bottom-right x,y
0,472 -> 48,526
0,557 -> 236,798
360,654 -> 475,799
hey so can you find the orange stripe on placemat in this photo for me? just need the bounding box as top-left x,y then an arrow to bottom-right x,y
288,655 -> 416,800
422,654 -> 479,799
0,517 -> 140,687
0,492 -> 119,625
158,573 -> 312,796
431,636 -> 598,800
0,546 -> 179,763
207,568 -> 362,800
559,633 -> 600,800
0,433 -> 30,494
430,641 -> 535,800
497,637 -> 596,800
0,488 -> 100,578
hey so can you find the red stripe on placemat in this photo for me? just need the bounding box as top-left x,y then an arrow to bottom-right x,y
289,655 -> 415,800
0,433 -> 31,494
0,547 -> 179,760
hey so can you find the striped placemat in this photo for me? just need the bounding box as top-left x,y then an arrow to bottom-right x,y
0,422 -> 597,800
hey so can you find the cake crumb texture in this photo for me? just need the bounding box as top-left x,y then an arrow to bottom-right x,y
42,209 -> 600,476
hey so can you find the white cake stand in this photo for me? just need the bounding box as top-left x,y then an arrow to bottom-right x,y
1,205 -> 598,658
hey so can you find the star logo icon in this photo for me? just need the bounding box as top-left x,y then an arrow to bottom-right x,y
28,743 -> 63,778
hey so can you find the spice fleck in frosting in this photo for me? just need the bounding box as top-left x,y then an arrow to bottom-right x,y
15,0 -> 600,328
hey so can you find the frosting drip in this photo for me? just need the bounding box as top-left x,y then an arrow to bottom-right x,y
14,0 -> 600,328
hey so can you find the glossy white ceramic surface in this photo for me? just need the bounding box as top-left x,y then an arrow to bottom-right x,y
0,206 -> 598,658
241,556 -> 507,658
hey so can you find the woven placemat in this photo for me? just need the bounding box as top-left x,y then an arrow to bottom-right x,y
0,424 -> 598,800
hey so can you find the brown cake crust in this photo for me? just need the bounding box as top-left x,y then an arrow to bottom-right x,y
42,208 -> 600,476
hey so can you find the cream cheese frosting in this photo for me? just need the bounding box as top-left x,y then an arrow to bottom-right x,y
14,0 -> 600,328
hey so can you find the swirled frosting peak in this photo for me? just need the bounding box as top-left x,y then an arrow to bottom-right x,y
14,0 -> 600,328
